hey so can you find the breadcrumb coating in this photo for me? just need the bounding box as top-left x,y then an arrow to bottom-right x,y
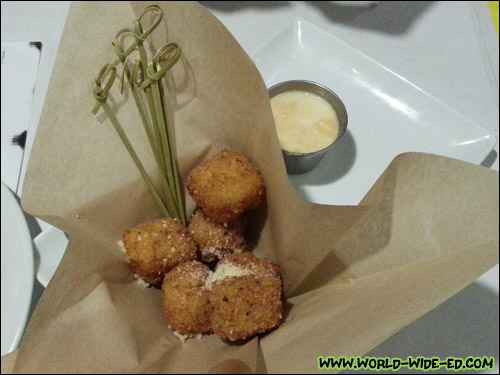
187,149 -> 265,223
208,253 -> 282,341
125,150 -> 283,344
122,218 -> 198,286
162,261 -> 213,335
188,208 -> 247,263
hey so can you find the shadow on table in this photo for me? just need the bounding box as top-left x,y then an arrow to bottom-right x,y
481,149 -> 498,169
343,281 -> 499,374
199,1 -> 289,12
307,1 -> 436,35
201,1 -> 436,35
292,129 -> 356,186
288,129 -> 356,201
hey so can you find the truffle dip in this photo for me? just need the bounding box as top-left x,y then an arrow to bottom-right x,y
270,90 -> 340,153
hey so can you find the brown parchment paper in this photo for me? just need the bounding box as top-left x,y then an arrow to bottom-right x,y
7,1 -> 498,373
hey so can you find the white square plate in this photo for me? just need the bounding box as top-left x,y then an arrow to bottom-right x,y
251,18 -> 496,205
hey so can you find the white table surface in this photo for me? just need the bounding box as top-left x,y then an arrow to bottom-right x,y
1,1 -> 498,373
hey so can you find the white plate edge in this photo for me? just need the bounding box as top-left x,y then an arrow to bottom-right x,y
250,16 -> 498,165
1,181 -> 34,355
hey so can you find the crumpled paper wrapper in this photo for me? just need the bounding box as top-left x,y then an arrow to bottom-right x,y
6,1 -> 498,373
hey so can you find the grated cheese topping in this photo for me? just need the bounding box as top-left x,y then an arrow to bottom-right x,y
171,329 -> 204,343
133,273 -> 150,288
205,263 -> 252,290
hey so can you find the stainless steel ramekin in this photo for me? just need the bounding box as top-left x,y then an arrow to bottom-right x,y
269,80 -> 348,174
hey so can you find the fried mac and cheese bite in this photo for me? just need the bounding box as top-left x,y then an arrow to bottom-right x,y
186,149 -> 265,223
188,208 -> 247,263
162,261 -> 213,338
122,218 -> 198,286
124,150 -> 284,344
206,253 -> 283,342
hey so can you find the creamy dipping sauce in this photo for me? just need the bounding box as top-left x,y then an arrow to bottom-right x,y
270,90 -> 340,153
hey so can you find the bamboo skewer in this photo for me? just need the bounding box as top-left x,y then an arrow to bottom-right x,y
91,5 -> 186,225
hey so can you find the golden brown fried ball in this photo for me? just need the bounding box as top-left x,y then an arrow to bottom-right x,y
188,208 -> 247,263
122,218 -> 198,286
207,253 -> 282,341
187,149 -> 265,223
162,261 -> 213,336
